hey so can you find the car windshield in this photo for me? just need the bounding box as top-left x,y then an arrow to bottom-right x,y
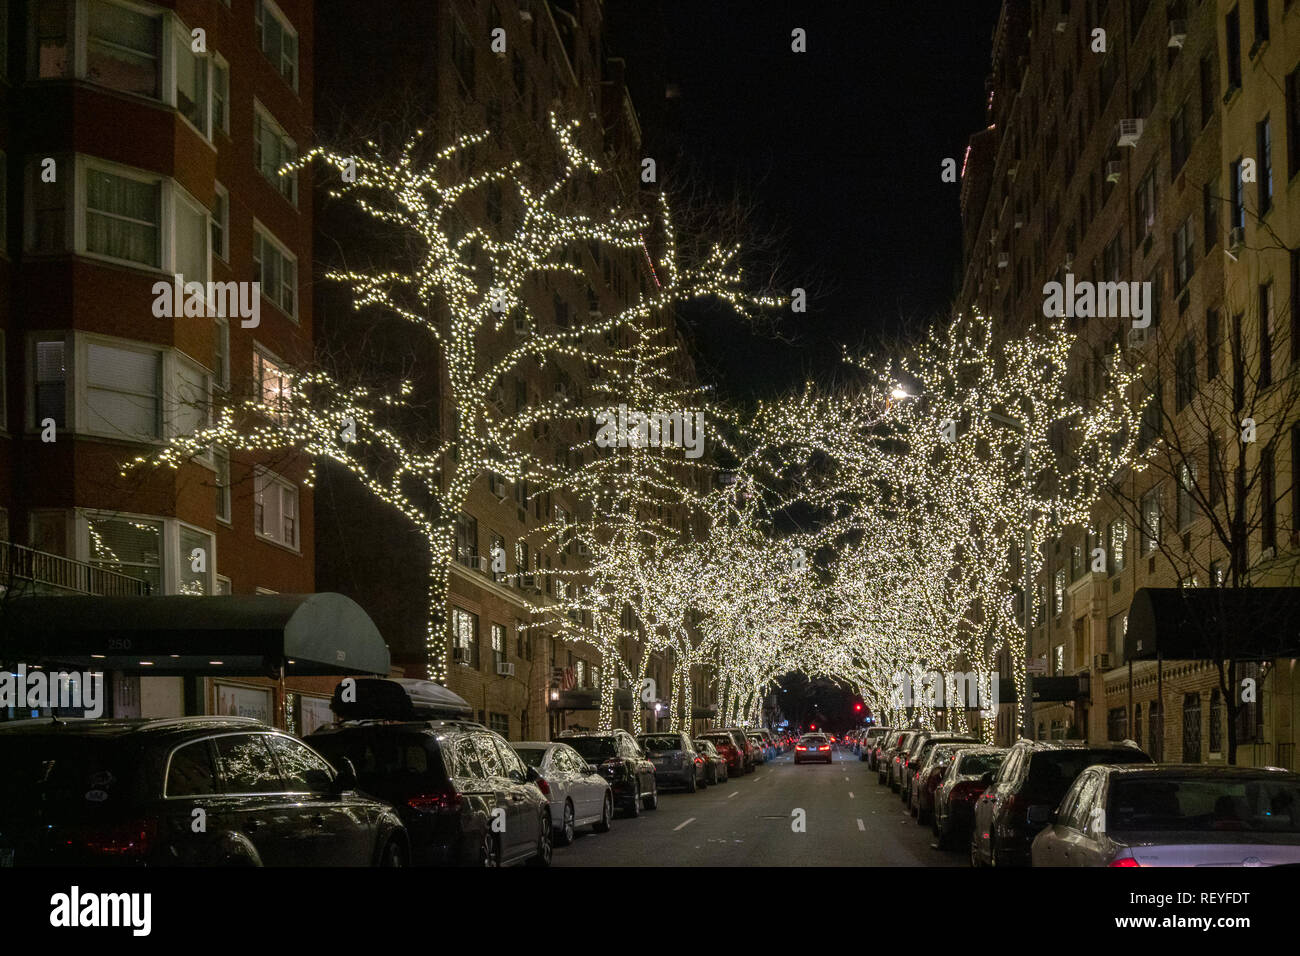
641,736 -> 683,752
513,747 -> 548,768
957,752 -> 1005,776
1109,777 -> 1300,833
802,736 -> 826,744
1025,749 -> 1151,800
566,737 -> 618,762
0,735 -> 133,816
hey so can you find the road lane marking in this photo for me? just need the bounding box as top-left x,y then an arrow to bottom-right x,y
728,791 -> 739,799
857,819 -> 865,831
674,817 -> 696,831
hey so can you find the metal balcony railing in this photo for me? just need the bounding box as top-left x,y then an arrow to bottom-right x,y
0,540 -> 152,597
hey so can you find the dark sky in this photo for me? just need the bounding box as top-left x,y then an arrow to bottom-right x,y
603,2 -> 1002,401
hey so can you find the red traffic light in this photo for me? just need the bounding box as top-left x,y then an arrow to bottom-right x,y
854,702 -> 863,712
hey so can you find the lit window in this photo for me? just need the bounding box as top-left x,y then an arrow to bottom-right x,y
178,525 -> 214,595
254,467 -> 298,549
87,514 -> 162,593
254,348 -> 291,421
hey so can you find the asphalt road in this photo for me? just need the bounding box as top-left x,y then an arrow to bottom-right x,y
553,746 -> 970,866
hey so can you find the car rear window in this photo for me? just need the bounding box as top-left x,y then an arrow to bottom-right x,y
566,737 -> 618,763
514,747 -> 548,768
641,736 -> 683,751
1109,777 -> 1300,833
1026,749 -> 1152,800
308,730 -> 447,797
0,735 -> 135,815
957,751 -> 1005,776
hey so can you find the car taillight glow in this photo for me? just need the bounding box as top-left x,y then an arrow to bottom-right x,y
1109,857 -> 1141,867
818,746 -> 830,751
407,788 -> 463,812
534,776 -> 551,796
796,745 -> 807,751
75,819 -> 156,858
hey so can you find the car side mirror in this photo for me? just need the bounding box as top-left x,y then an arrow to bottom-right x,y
332,756 -> 358,793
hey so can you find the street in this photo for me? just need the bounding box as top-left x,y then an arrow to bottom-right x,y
555,746 -> 961,866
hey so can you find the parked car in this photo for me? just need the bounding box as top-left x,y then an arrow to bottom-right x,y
639,732 -> 703,792
911,741 -> 980,824
880,730 -> 914,786
862,727 -> 891,765
971,739 -> 1153,867
561,729 -> 657,815
693,739 -> 729,785
309,716 -> 550,866
747,732 -> 768,765
716,728 -> 757,773
934,746 -> 1006,849
512,741 -> 614,845
904,735 -> 979,813
900,731 -> 970,803
698,730 -> 746,776
1031,764 -> 1300,867
0,716 -> 408,867
794,733 -> 833,764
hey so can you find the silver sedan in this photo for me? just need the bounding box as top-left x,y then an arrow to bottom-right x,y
512,741 -> 614,846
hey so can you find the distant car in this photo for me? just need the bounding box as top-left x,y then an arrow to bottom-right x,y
309,717 -> 550,866
971,739 -> 1153,867
0,716 -> 409,867
716,728 -> 757,773
562,730 -> 657,816
699,731 -> 745,776
934,746 -> 1006,849
746,733 -> 768,765
512,741 -> 614,845
1031,764 -> 1300,867
904,735 -> 979,814
887,731 -> 924,790
693,739 -> 728,785
862,727 -> 891,765
911,741 -> 980,824
794,733 -> 833,764
639,732 -> 703,792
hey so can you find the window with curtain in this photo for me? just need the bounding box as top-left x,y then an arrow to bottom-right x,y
254,350 -> 291,422
173,28 -> 206,130
87,0 -> 160,97
85,168 -> 160,267
84,343 -> 161,439
168,359 -> 209,440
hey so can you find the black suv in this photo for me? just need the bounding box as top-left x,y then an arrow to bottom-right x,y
308,718 -> 552,867
0,716 -> 407,866
970,738 -> 1153,867
560,729 -> 657,816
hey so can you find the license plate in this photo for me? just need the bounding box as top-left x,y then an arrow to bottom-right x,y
0,849 -> 13,867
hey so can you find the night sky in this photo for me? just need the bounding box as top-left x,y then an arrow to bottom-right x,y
604,1 -> 1002,401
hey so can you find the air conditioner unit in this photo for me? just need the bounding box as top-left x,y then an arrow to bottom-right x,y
475,556 -> 492,573
1168,20 -> 1188,48
1055,17 -> 1068,32
1014,210 -> 1025,229
1007,161 -> 1020,180
1228,225 -> 1246,251
1128,326 -> 1149,348
576,541 -> 590,557
997,252 -> 1010,269
496,662 -> 516,677
1117,118 -> 1144,147
1105,160 -> 1123,183
1094,653 -> 1112,671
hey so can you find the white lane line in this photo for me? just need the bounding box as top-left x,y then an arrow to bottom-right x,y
728,791 -> 739,799
674,817 -> 696,831
848,791 -> 855,799
857,818 -> 865,831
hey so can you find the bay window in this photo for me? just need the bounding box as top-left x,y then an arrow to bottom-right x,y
84,341 -> 162,439
87,513 -> 163,592
85,167 -> 160,268
87,0 -> 160,97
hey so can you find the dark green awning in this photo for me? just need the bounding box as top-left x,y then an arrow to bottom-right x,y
0,593 -> 391,677
1125,587 -> 1300,662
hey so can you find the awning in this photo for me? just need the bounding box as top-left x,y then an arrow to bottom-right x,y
1029,676 -> 1089,702
1125,587 -> 1300,662
0,593 -> 391,677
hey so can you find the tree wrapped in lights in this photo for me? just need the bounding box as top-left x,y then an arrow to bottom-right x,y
139,115 -> 777,682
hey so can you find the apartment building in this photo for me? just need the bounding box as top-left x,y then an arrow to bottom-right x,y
0,0 -> 336,731
312,0 -> 716,741
960,0 -> 1299,766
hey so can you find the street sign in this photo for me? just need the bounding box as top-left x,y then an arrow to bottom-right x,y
1026,657 -> 1049,676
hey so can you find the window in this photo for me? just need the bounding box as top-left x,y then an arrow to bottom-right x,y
1107,519 -> 1127,574
178,524 -> 213,595
165,741 -> 216,796
1203,178 -> 1219,255
1210,431 -> 1225,507
1178,461 -> 1197,531
1131,61 -> 1155,118
168,356 -> 210,440
84,342 -> 161,439
214,445 -> 231,522
1135,168 -> 1156,243
266,735 -> 333,792
1107,708 -> 1129,742
491,623 -> 506,669
1206,309 -> 1221,379
87,0 -> 160,98
454,512 -> 478,567
254,467 -> 298,549
488,531 -> 506,581
254,348 -> 291,421
451,607 -> 479,667
1261,445 -> 1276,551
1169,102 -> 1190,178
213,318 -> 230,391
254,0 -> 298,89
253,104 -> 298,204
451,16 -> 475,95
1148,699 -> 1164,761
1175,337 -> 1196,410
1199,55 -> 1216,129
173,25 -> 206,130
1251,0 -> 1269,47
1173,216 -> 1196,292
85,167 -> 160,268
1071,543 -> 1083,580
1209,689 -> 1223,753
1287,65 -> 1300,180
211,184 -> 228,262
35,0 -> 70,78
488,713 -> 510,738
33,337 -> 66,429
1053,644 -> 1064,676
212,58 -> 230,134
1229,157 -> 1246,229
213,734 -> 281,793
1260,281 -> 1274,387
1053,568 -> 1065,617
1141,488 -> 1161,553
174,191 -> 207,283
1108,611 -> 1127,660
1257,116 -> 1273,215
87,514 -> 162,592
253,225 -> 297,317
1225,6 -> 1242,91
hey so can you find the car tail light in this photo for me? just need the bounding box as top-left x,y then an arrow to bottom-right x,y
796,745 -> 807,751
1109,857 -> 1141,867
407,788 -> 463,812
72,819 -> 157,859
534,777 -> 551,797
818,746 -> 830,751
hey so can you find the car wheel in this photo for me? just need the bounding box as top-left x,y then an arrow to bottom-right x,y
626,781 -> 642,818
527,814 -> 553,867
643,781 -> 658,810
970,835 -> 983,868
593,792 -> 613,833
557,800 -> 576,847
380,838 -> 406,867
479,829 -> 500,868
686,769 -> 697,793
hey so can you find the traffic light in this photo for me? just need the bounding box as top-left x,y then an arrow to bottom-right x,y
853,702 -> 863,713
